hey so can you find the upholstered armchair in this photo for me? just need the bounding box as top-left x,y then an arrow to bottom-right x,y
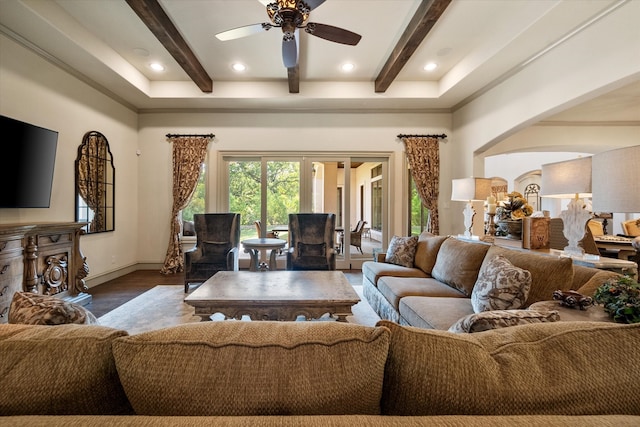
184,213 -> 240,292
287,213 -> 336,271
350,220 -> 367,254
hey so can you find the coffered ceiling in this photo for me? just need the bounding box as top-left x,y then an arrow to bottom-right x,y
0,0 -> 638,122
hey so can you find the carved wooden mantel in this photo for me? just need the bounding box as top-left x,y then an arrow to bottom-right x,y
0,222 -> 90,322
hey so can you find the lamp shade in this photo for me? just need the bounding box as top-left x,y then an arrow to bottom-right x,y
592,145 -> 640,213
451,178 -> 491,201
541,157 -> 592,198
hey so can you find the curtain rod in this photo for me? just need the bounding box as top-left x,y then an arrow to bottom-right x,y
166,133 -> 215,138
397,133 -> 447,139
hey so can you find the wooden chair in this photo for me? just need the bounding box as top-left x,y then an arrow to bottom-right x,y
254,220 -> 278,238
184,213 -> 240,293
350,220 -> 367,254
621,218 -> 640,237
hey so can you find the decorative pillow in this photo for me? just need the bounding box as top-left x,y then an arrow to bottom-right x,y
385,235 -> 419,268
380,320 -> 640,415
0,323 -> 132,415
8,291 -> 98,325
471,255 -> 532,313
112,322 -> 390,416
481,245 -> 574,306
298,242 -> 326,257
413,232 -> 448,275
447,309 -> 560,333
202,241 -> 230,256
430,238 -> 490,296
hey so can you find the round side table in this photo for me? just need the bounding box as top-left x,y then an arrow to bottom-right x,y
529,300 -> 613,323
241,238 -> 287,272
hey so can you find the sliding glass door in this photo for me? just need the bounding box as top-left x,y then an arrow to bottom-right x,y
223,153 -> 387,270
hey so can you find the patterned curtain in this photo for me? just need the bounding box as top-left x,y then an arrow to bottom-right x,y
402,136 -> 440,235
160,136 -> 211,274
77,132 -> 107,232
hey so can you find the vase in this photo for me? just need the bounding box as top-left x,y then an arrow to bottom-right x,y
504,220 -> 523,240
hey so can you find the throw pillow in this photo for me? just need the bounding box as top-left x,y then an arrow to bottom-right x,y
385,235 -> 419,268
413,232 -> 448,275
430,238 -> 490,296
8,291 -> 98,325
112,322 -> 390,416
471,255 -> 532,313
447,309 -> 560,333
298,242 -> 326,257
202,241 -> 230,256
481,245 -> 574,306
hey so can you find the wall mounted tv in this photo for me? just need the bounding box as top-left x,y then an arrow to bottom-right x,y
1,115 -> 59,208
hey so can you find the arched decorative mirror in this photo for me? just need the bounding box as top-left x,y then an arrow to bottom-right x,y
75,131 -> 115,233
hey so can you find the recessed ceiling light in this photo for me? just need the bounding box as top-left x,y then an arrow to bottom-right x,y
423,62 -> 438,72
133,48 -> 149,57
149,62 -> 165,72
232,63 -> 246,72
341,63 -> 355,72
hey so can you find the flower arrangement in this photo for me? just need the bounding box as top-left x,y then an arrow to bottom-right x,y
593,276 -> 640,324
495,192 -> 534,221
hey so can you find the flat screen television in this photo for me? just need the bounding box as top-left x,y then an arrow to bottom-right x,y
1,115 -> 59,208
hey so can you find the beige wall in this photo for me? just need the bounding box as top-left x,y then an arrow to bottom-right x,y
0,34 -> 139,285
450,1 -> 639,236
136,112 -> 452,265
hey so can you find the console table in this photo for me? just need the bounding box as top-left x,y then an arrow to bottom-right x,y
0,223 -> 90,323
493,237 -> 638,280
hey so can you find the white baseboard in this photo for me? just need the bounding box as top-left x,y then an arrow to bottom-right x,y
86,263 -> 178,288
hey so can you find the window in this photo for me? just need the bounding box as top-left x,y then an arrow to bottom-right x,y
408,174 -> 429,236
181,162 -> 206,230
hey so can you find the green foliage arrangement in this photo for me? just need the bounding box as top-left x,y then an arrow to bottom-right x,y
593,276 -> 640,324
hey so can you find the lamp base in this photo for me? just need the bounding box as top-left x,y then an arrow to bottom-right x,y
559,197 -> 592,257
462,202 -> 475,239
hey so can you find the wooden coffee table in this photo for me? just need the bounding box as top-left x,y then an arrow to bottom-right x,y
184,270 -> 360,322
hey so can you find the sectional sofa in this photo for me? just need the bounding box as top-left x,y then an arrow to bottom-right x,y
362,232 -> 620,330
1,320 -> 639,424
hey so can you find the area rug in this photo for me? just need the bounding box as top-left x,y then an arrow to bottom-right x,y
98,284 -> 380,335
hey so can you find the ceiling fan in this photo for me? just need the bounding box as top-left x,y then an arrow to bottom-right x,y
215,0 -> 362,68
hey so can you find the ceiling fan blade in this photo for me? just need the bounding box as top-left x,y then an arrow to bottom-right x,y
306,0 -> 327,11
257,0 -> 271,5
305,23 -> 361,45
282,31 -> 299,68
215,23 -> 271,41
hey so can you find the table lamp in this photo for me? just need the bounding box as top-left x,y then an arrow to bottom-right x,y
451,177 -> 491,239
541,157 -> 592,256
592,145 -> 640,215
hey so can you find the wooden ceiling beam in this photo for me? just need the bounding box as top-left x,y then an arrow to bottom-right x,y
374,0 -> 452,93
126,0 -> 213,93
288,65 -> 300,94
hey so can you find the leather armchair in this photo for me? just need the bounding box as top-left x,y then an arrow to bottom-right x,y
184,213 -> 240,292
287,213 -> 336,271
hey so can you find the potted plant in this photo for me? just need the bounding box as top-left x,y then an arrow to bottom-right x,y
593,276 -> 640,324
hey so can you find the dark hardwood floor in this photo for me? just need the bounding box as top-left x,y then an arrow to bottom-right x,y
86,270 -> 185,317
86,269 -> 363,318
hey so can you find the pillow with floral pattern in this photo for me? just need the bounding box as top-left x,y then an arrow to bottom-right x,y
471,255 -> 532,313
448,309 -> 560,333
8,291 -> 98,325
385,235 -> 419,268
